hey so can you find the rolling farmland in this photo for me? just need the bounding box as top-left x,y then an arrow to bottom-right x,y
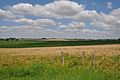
0,39 -> 120,48
0,0 -> 120,80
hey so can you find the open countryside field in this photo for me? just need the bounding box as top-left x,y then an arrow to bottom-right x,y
0,44 -> 120,80
0,0 -> 120,80
0,40 -> 120,48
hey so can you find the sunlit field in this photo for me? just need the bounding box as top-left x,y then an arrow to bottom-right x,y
0,44 -> 120,80
0,0 -> 120,79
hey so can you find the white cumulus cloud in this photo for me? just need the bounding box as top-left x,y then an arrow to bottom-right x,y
0,0 -> 119,39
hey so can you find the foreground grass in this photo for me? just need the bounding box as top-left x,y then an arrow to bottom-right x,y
0,40 -> 120,48
0,54 -> 120,80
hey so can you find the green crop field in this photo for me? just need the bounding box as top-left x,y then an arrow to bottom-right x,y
0,39 -> 120,48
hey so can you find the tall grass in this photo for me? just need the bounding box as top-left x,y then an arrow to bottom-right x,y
0,54 -> 119,80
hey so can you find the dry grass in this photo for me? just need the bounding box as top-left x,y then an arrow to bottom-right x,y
0,44 -> 120,80
0,44 -> 120,56
0,44 -> 120,66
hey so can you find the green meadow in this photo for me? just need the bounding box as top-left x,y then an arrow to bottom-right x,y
0,39 -> 120,48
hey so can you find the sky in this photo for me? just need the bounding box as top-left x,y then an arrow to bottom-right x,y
0,0 -> 120,39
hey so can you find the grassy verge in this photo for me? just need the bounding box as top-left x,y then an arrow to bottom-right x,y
0,54 -> 119,80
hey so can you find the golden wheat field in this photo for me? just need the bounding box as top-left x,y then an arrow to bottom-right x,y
0,44 -> 120,67
0,44 -> 120,80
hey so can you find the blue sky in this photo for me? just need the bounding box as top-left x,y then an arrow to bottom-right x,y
0,0 -> 120,39
0,0 -> 120,12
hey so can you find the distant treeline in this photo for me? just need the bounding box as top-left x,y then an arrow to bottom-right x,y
0,38 -> 19,41
79,38 -> 120,41
0,38 -> 120,41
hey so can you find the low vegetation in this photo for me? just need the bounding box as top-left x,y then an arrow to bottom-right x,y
0,45 -> 120,80
0,38 -> 120,48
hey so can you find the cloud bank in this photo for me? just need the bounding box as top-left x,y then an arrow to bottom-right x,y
0,0 -> 120,39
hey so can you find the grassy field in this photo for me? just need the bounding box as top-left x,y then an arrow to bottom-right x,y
0,45 -> 120,80
0,39 -> 120,48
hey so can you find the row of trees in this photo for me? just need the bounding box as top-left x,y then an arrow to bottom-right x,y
0,38 -> 120,41
0,38 -> 19,41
